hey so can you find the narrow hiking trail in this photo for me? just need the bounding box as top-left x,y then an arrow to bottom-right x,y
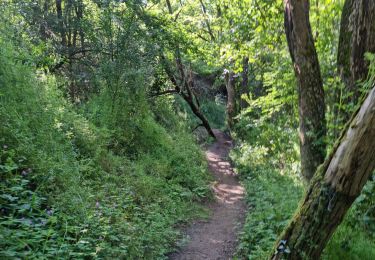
170,129 -> 246,260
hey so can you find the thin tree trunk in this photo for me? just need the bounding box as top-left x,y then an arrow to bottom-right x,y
56,0 -> 66,46
284,0 -> 326,181
270,86 -> 375,259
39,0 -> 49,40
161,57 -> 216,139
337,0 -> 375,121
128,1 -> 215,138
224,70 -> 236,129
77,1 -> 84,50
240,56 -> 249,109
199,0 -> 215,41
164,0 -> 216,139
183,92 -> 216,139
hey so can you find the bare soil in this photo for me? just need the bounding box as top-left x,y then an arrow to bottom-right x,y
169,129 -> 246,260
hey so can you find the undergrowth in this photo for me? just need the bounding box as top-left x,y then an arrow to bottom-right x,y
175,95 -> 226,132
0,38 -> 211,258
236,169 -> 302,259
232,112 -> 375,259
231,142 -> 303,259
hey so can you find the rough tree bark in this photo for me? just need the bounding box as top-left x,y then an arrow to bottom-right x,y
337,0 -> 375,120
284,0 -> 326,181
224,69 -> 236,129
270,86 -> 375,259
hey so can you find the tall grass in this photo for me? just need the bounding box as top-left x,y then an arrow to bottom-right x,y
0,38 -> 211,259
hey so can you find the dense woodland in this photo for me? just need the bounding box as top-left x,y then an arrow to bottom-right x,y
0,0 -> 374,259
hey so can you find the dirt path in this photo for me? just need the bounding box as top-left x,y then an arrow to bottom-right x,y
170,129 -> 246,260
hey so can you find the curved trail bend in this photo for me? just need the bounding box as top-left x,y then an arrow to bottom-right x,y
170,129 -> 246,260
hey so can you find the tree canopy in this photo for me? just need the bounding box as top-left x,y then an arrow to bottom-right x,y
0,0 -> 374,259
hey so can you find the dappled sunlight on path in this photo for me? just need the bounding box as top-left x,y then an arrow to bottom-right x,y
169,130 -> 246,260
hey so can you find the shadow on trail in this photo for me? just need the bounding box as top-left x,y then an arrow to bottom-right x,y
169,129 -> 246,260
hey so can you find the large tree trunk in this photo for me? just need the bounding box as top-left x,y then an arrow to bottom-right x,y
284,0 -> 326,181
270,87 -> 375,259
224,70 -> 236,129
337,0 -> 375,120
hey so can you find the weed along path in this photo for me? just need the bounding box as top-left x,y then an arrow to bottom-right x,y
170,129 -> 246,260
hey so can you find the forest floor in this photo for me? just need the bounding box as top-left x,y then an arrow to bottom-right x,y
169,129 -> 246,260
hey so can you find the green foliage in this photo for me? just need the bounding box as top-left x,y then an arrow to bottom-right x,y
2,0 -> 375,259
323,56 -> 375,258
324,179 -> 375,260
232,133 -> 375,259
0,33 -> 211,258
233,165 -> 303,259
231,16 -> 375,257
174,95 -> 226,132
200,97 -> 226,130
324,224 -> 375,260
233,54 -> 299,171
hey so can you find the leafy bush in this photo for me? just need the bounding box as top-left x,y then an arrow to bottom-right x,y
174,95 -> 226,132
232,67 -> 375,258
233,139 -> 375,259
0,36 -> 211,258
234,165 -> 303,259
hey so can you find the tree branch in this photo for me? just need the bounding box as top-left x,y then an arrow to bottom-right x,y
150,89 -> 179,97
